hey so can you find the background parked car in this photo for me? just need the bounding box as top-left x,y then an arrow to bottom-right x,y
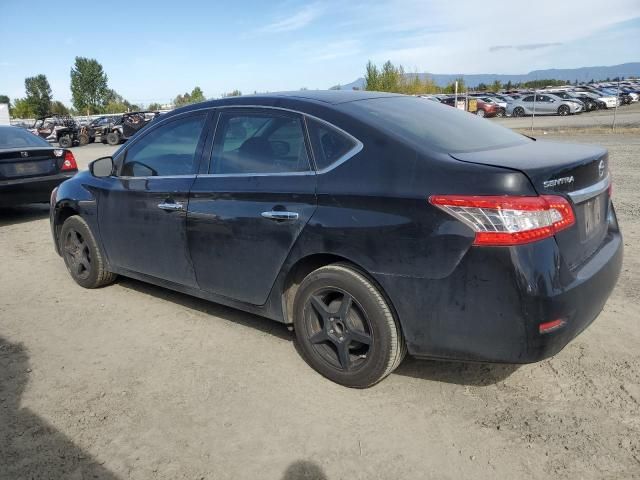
507,93 -> 583,117
0,125 -> 77,206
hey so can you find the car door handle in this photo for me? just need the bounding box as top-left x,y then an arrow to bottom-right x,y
158,201 -> 184,211
261,211 -> 299,221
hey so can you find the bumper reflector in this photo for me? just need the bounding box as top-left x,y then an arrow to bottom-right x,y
539,319 -> 567,334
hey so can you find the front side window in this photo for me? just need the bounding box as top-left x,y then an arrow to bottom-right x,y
212,111 -> 310,174
121,114 -> 205,177
306,118 -> 358,170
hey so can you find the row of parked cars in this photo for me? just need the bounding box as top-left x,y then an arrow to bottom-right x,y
422,80 -> 640,118
16,111 -> 161,148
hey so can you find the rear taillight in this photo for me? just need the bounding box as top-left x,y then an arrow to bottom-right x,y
61,151 -> 77,171
429,195 -> 575,246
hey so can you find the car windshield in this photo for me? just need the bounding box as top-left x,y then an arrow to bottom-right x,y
0,127 -> 50,148
345,96 -> 530,154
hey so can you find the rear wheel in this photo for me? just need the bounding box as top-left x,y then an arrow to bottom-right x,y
558,105 -> 570,116
106,131 -> 121,146
59,215 -> 117,289
58,135 -> 72,148
512,107 -> 525,117
293,264 -> 406,388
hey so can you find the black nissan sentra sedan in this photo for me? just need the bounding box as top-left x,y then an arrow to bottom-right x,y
49,91 -> 622,387
0,125 -> 78,207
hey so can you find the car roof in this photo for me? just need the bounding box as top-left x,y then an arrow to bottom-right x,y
171,90 -> 402,114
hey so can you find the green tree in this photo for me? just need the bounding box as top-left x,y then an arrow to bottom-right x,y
477,82 -> 488,91
24,74 -> 52,117
505,80 -> 513,90
70,57 -> 109,115
11,98 -> 35,118
174,86 -> 206,106
364,60 -> 380,91
147,102 -> 163,111
443,78 -> 465,94
49,101 -> 69,115
490,80 -> 502,92
0,94 -> 9,105
222,89 -> 242,98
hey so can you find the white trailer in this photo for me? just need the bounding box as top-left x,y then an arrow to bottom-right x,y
0,103 -> 9,125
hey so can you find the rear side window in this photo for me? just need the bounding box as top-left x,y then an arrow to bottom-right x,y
211,111 -> 310,174
306,118 -> 358,170
121,114 -> 205,177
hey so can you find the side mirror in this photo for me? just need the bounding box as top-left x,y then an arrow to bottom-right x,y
90,156 -> 114,177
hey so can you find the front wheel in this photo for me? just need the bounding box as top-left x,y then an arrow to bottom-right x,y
106,131 -> 121,146
59,215 -> 117,289
78,133 -> 89,146
558,105 -> 570,116
512,107 -> 525,117
293,264 -> 406,388
475,109 -> 486,117
58,135 -> 72,148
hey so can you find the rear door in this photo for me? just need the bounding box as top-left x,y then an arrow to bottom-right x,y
97,112 -> 208,286
187,108 -> 317,305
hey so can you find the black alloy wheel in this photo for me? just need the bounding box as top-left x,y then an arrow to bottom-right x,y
558,105 -> 570,116
304,288 -> 373,373
59,215 -> 117,289
293,264 -> 405,388
513,107 -> 525,117
63,228 -> 92,281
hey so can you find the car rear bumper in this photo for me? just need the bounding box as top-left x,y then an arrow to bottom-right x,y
0,173 -> 75,207
376,205 -> 623,364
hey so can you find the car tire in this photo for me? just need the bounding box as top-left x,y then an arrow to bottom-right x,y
59,215 -> 117,289
513,107 -> 525,117
58,135 -> 73,148
78,133 -> 89,146
106,131 -> 121,146
558,105 -> 570,116
475,109 -> 486,117
293,263 -> 406,388
496,108 -> 505,117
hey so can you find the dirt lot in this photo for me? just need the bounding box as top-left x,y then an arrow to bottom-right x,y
1,135 -> 639,480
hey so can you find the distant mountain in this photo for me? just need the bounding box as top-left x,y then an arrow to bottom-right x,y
333,62 -> 640,89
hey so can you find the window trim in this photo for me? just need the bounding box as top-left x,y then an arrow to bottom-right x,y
115,110 -> 209,179
205,107 -> 314,177
196,105 -> 363,177
304,115 -> 364,174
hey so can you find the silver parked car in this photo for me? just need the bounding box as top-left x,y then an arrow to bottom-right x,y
506,93 -> 583,117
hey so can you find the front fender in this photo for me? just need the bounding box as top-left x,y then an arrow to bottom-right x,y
50,171 -> 101,255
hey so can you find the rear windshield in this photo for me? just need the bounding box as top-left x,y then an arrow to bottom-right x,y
345,96 -> 530,153
0,127 -> 50,149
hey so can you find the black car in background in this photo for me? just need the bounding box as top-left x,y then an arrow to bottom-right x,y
50,91 -> 622,387
0,125 -> 78,207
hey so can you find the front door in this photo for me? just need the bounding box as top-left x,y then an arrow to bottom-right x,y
98,112 -> 208,287
187,109 -> 317,305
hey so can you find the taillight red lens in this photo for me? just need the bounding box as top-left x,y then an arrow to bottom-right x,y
429,194 -> 575,246
61,151 -> 77,171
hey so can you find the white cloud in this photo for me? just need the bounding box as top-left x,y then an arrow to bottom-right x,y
261,3 -> 324,33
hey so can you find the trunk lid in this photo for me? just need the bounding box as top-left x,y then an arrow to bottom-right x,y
451,140 -> 610,269
0,147 -> 61,181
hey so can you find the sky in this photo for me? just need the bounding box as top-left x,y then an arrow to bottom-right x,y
1,0 -> 639,106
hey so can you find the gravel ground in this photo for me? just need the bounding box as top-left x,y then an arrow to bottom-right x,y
1,135 -> 639,480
